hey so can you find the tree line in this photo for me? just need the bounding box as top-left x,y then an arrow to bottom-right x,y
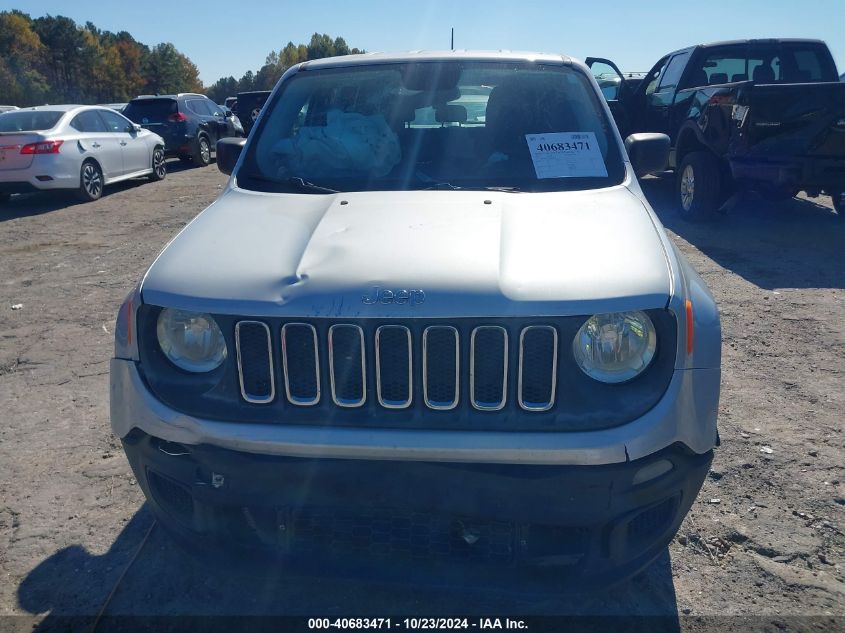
205,34 -> 364,103
0,11 -> 202,106
0,10 -> 363,107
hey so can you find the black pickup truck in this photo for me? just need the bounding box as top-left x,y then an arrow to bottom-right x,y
587,39 -> 845,219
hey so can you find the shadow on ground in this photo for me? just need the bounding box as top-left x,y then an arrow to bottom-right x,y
641,176 -> 845,290
0,159 -> 210,223
17,505 -> 680,631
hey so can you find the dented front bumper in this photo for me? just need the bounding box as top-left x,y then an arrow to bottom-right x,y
122,428 -> 711,585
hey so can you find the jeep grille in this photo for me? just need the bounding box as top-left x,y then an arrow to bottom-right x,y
235,320 -> 559,412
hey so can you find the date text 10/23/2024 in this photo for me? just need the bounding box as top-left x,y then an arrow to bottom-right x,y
308,618 -> 528,629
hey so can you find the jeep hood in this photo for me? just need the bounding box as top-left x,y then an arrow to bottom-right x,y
141,185 -> 673,317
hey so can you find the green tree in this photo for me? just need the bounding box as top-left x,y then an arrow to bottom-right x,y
0,11 -> 49,105
207,75 -> 238,104
143,42 -> 202,94
32,15 -> 87,101
238,69 -> 256,92
207,34 -> 363,99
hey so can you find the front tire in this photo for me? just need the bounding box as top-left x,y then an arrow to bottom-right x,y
192,135 -> 211,167
76,160 -> 103,202
677,152 -> 722,221
149,146 -> 166,181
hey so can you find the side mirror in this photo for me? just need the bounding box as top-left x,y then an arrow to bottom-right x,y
224,109 -> 233,118
625,133 -> 670,177
132,123 -> 142,133
217,137 -> 246,175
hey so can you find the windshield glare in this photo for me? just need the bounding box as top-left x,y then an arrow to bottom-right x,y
239,62 -> 625,193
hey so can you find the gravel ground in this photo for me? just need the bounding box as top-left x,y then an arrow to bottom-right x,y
0,163 -> 842,632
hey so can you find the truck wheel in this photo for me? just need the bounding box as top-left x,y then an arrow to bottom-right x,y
831,190 -> 844,216
677,152 -> 722,221
192,135 -> 211,167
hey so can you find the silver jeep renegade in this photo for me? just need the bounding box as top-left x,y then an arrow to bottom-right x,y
111,51 -> 720,586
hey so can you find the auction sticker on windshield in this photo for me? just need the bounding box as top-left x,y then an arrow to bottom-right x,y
525,132 -> 608,179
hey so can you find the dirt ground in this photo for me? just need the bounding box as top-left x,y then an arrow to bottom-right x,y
0,162 -> 842,632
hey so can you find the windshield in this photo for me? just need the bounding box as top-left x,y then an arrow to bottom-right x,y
0,111 -> 63,132
238,61 -> 625,193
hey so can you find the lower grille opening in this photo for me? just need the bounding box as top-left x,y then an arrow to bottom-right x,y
147,470 -> 194,529
523,524 -> 590,564
627,495 -> 679,547
290,507 -> 516,565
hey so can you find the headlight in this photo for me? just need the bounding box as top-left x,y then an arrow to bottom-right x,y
573,311 -> 657,383
156,308 -> 227,372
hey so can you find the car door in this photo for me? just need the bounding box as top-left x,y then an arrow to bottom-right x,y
585,57 -> 633,137
203,100 -> 231,141
185,98 -> 218,144
645,51 -> 690,138
70,109 -> 123,180
99,109 -> 150,175
98,109 -> 149,176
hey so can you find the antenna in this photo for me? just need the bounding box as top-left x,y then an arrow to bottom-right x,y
451,27 -> 454,50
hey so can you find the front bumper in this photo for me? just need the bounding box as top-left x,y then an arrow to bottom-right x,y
124,428 -> 712,586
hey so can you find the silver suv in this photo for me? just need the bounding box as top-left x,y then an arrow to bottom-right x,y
111,51 -> 720,586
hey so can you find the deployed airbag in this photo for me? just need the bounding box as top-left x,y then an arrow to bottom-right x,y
272,109 -> 401,178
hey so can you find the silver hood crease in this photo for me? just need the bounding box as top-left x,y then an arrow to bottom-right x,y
141,183 -> 673,318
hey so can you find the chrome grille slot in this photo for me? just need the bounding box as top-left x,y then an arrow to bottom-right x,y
375,325 -> 412,409
423,326 -> 459,410
328,324 -> 366,407
235,321 -> 274,404
470,326 -> 508,411
281,323 -> 320,406
518,326 -> 558,411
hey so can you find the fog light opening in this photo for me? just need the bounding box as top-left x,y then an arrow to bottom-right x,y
631,459 -> 673,486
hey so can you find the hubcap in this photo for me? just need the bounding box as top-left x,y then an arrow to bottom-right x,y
680,164 -> 695,211
83,164 -> 102,197
200,140 -> 210,163
154,150 -> 166,177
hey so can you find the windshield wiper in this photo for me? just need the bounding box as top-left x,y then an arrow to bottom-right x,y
422,182 -> 462,190
421,182 -> 523,193
239,173 -> 339,194
286,177 -> 339,194
481,186 -> 524,193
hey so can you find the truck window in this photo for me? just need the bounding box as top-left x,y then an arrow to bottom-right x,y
590,61 -> 624,100
656,52 -> 689,92
642,56 -> 669,96
684,46 -> 747,88
748,43 -> 837,83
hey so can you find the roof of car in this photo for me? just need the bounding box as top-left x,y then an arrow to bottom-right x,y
13,104 -> 110,113
666,38 -> 827,57
129,93 -> 206,101
300,49 -> 572,70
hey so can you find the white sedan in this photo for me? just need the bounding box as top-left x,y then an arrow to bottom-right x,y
0,105 -> 166,204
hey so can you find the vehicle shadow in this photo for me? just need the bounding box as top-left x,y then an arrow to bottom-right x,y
640,176 -> 845,290
0,159 -> 207,223
16,505 -> 681,632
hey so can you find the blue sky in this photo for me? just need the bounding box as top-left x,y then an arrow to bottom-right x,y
12,0 -> 845,83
